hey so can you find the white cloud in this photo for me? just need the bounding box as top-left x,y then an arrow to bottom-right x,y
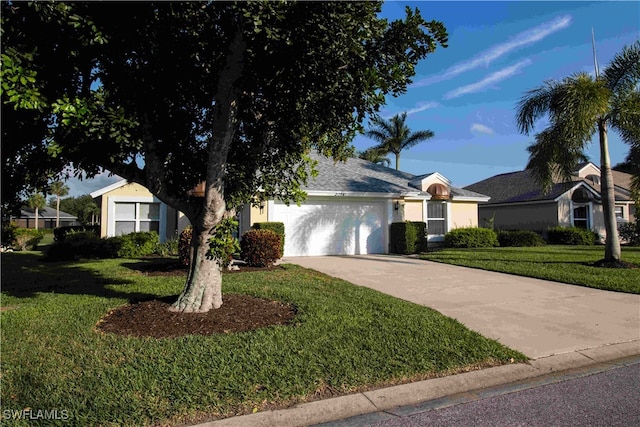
413,15 -> 572,87
471,124 -> 495,135
406,102 -> 439,116
444,59 -> 532,100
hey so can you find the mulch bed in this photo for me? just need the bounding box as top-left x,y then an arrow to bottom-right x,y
96,295 -> 296,339
96,260 -> 294,338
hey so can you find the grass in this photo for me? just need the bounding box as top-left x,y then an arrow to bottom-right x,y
0,252 -> 525,426
420,245 -> 640,294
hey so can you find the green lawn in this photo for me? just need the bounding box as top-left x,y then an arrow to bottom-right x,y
0,252 -> 525,426
420,246 -> 640,294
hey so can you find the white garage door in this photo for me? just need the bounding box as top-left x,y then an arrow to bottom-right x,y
271,198 -> 387,256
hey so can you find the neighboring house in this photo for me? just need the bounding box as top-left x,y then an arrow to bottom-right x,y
90,180 -> 179,243
91,152 -> 489,256
11,207 -> 78,229
464,162 -> 636,239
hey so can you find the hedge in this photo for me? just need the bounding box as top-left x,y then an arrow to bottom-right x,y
389,221 -> 427,254
252,222 -> 285,256
497,230 -> 546,247
444,227 -> 499,248
546,226 -> 597,245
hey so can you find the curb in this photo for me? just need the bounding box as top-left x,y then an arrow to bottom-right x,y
194,340 -> 639,427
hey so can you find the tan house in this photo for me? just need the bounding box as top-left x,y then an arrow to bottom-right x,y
91,152 -> 489,256
90,180 -> 180,242
464,162 -> 636,239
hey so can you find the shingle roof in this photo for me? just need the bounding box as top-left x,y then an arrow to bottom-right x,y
306,152 -> 488,200
464,168 -> 633,205
19,207 -> 77,219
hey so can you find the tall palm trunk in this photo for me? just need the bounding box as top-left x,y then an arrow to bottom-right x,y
56,196 -> 61,228
598,119 -> 621,261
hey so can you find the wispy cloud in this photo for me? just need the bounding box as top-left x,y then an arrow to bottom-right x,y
413,15 -> 572,87
444,59 -> 532,100
406,102 -> 439,116
470,124 -> 495,135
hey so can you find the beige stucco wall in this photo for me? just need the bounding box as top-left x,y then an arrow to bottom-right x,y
95,182 -> 178,240
479,202 -> 558,232
251,203 -> 268,225
450,202 -> 478,229
576,163 -> 600,178
403,200 -> 423,222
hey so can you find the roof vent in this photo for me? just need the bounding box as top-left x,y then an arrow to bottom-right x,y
571,187 -> 593,203
427,183 -> 450,200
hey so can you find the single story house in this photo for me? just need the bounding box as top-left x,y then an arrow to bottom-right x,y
11,207 -> 79,229
464,162 -> 636,239
91,152 -> 490,256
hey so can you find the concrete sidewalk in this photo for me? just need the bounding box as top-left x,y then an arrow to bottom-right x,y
197,255 -> 639,427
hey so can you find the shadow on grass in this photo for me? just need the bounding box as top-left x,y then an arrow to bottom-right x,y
0,252 -> 164,302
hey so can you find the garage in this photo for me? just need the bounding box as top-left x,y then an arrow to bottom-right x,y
271,198 -> 388,256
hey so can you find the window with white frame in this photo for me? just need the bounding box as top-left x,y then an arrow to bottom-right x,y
427,202 -> 447,235
615,205 -> 624,220
114,202 -> 160,235
572,205 -> 590,229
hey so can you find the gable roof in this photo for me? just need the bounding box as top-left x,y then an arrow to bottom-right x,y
88,154 -> 490,202
464,168 -> 634,205
307,152 -> 489,201
90,179 -> 129,198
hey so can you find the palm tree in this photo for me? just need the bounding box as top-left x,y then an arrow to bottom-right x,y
358,147 -> 392,167
49,180 -> 70,227
365,112 -> 435,170
27,193 -> 46,230
516,41 -> 640,263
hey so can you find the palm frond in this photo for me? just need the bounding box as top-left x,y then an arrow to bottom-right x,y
526,127 -> 589,193
515,80 -> 559,135
609,90 -> 640,146
401,129 -> 435,150
602,40 -> 640,94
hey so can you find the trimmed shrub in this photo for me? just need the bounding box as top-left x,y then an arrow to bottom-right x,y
178,226 -> 193,266
155,238 -> 180,256
389,221 -> 427,254
1,221 -> 19,246
240,229 -> 282,267
45,231 -> 104,261
106,231 -> 160,258
546,226 -> 597,245
13,228 -> 45,251
497,230 -> 546,247
54,225 -> 100,242
618,222 -> 640,246
444,227 -> 499,248
252,222 -> 285,256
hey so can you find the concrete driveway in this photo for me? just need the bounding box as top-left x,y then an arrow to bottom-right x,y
283,255 -> 640,359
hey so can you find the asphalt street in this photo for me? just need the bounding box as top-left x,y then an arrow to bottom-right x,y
317,360 -> 640,427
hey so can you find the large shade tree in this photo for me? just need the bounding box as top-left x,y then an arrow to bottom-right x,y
365,111 -> 435,170
516,41 -> 640,263
2,2 -> 448,312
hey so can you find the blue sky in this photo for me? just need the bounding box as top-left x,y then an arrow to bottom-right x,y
66,1 -> 639,196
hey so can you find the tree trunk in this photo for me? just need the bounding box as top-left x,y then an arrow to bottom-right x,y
56,196 -> 60,228
34,206 -> 39,230
598,119 -> 622,261
395,153 -> 400,170
170,225 -> 223,312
